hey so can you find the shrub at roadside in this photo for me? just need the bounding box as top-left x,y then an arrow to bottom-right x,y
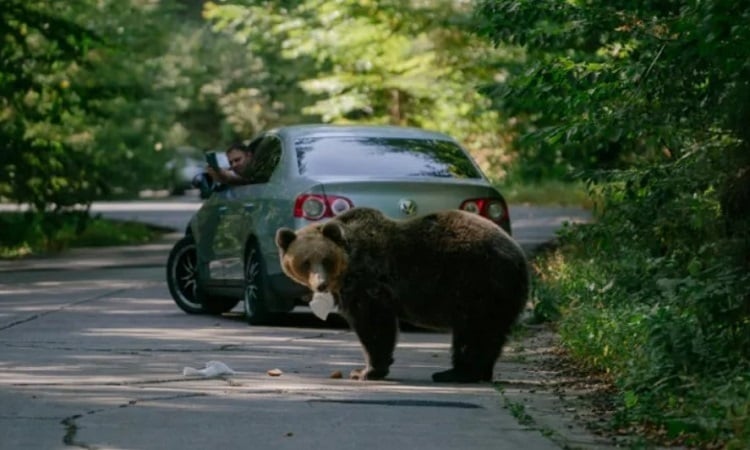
532,151 -> 750,448
0,212 -> 164,258
495,180 -> 592,207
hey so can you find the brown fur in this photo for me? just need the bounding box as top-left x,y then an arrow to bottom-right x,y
275,207 -> 529,383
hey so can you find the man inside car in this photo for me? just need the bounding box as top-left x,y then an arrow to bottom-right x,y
206,142 -> 255,185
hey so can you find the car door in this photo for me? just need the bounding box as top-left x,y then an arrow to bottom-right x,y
192,185 -> 234,284
214,135 -> 284,286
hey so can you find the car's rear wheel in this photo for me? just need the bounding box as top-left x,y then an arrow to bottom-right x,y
167,235 -> 239,315
243,244 -> 277,325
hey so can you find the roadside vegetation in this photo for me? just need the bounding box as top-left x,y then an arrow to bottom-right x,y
475,1 -> 750,447
0,212 -> 164,258
2,1 -> 748,446
496,180 -> 591,207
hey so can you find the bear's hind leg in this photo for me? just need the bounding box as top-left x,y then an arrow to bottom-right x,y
432,321 -> 506,383
347,303 -> 398,381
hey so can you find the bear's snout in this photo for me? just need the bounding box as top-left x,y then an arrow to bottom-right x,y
308,263 -> 331,293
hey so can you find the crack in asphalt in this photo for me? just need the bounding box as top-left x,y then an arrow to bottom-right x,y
0,287 -> 133,332
62,413 -> 100,449
60,394 -> 206,449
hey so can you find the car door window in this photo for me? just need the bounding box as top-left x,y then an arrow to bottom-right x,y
249,136 -> 282,183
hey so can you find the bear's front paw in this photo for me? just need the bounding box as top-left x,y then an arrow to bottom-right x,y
349,367 -> 388,381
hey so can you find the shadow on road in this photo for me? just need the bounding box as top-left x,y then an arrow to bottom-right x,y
219,309 -> 443,334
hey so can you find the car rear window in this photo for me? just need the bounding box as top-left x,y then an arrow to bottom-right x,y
294,136 -> 482,178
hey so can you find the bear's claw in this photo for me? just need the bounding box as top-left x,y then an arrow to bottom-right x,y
349,368 -> 388,380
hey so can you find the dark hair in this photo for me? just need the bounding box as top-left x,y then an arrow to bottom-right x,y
225,141 -> 251,154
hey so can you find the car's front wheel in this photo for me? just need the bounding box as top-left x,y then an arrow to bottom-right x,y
166,235 -> 238,315
243,244 -> 277,325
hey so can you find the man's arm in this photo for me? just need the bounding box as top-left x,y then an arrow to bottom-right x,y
206,166 -> 250,185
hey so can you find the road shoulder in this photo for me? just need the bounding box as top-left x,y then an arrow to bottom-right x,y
498,324 -> 631,449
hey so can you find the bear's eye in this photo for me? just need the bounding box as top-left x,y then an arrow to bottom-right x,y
300,260 -> 310,271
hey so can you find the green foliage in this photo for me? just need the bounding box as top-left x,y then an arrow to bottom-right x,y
475,0 -> 750,183
0,0 -> 202,206
0,212 -> 160,256
0,0 -> 258,246
204,0 -> 517,174
538,231 -> 750,445
496,180 -> 591,206
1,0 -> 101,209
531,167 -> 750,445
3,0 -> 524,243
476,0 -> 750,446
71,217 -> 161,247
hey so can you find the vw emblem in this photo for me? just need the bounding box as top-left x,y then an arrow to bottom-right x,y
398,198 -> 417,216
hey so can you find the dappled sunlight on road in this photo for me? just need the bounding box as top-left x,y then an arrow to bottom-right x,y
0,204 -> 596,449
0,277 -> 479,400
0,260 -> 577,450
0,267 -> 507,408
0,279 -> 144,296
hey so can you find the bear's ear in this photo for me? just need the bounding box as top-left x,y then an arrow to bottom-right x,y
321,221 -> 347,248
275,228 -> 297,252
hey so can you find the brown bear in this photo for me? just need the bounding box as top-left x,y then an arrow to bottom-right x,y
275,207 -> 529,383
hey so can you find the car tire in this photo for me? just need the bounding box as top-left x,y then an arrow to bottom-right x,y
166,235 -> 239,315
243,244 -> 277,325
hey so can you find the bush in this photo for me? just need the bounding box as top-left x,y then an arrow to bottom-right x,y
0,211 -> 162,257
532,149 -> 750,447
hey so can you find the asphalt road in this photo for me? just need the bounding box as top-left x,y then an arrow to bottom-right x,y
0,199 -> 593,450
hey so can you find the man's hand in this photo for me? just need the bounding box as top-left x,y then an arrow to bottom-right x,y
206,165 -> 222,182
206,165 -> 245,185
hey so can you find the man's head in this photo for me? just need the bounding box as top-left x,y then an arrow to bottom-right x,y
225,142 -> 253,175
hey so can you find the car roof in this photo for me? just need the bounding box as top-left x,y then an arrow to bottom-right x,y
269,124 -> 457,142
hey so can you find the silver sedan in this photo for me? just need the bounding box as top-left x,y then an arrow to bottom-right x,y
166,124 -> 512,324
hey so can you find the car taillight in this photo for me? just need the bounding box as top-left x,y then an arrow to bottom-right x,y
294,194 -> 354,220
460,198 -> 509,225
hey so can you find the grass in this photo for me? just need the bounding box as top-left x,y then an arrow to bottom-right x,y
0,212 -> 167,258
72,218 -> 165,247
495,180 -> 593,208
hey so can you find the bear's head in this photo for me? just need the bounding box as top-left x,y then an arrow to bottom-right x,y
275,221 -> 348,294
